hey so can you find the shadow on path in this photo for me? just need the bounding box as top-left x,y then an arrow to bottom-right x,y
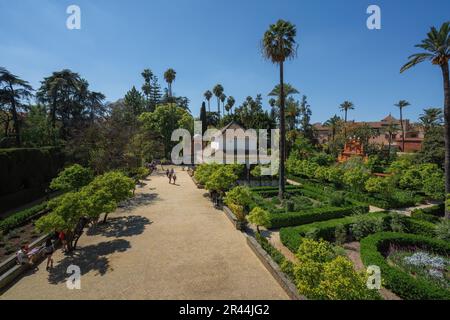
119,193 -> 159,211
86,215 -> 152,238
48,239 -> 131,285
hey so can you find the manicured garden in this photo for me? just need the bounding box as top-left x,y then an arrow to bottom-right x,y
192,159 -> 449,300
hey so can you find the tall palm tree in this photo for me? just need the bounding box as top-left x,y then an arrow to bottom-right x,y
262,19 -> 298,200
339,101 -> 355,138
226,96 -> 235,114
213,84 -> 224,118
204,90 -> 213,112
164,68 -> 176,98
384,121 -> 400,159
220,93 -> 227,116
324,115 -> 343,143
268,83 -> 299,99
400,22 -> 450,217
419,107 -> 444,132
394,100 -> 411,152
0,67 -> 33,146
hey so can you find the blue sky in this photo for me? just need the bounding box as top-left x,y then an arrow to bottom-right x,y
0,0 -> 449,123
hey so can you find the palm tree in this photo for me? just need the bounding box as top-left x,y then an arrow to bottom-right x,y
0,67 -> 33,146
262,19 -> 298,200
204,90 -> 213,112
394,100 -> 411,152
324,115 -> 343,143
213,84 -> 224,118
419,107 -> 444,132
339,101 -> 355,138
268,83 -> 299,99
164,68 -> 176,98
226,96 -> 235,114
220,93 -> 227,115
384,121 -> 400,159
400,22 -> 450,217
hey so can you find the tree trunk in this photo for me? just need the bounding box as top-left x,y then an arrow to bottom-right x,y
278,61 -> 286,200
344,110 -> 348,139
400,108 -> 405,152
441,63 -> 450,219
217,98 -> 221,118
9,84 -> 21,147
208,100 -> 210,112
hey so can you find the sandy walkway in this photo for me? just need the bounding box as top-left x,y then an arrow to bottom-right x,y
1,168 -> 288,300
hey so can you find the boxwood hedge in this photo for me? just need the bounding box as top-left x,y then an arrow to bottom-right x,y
0,202 -> 49,234
279,213 -> 436,253
360,232 -> 450,300
269,204 -> 369,228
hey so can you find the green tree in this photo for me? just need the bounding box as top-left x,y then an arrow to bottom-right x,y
0,67 -> 33,146
247,207 -> 271,233
418,125 -> 445,167
205,165 -> 237,195
141,69 -> 154,111
164,68 -> 176,98
225,96 -> 235,114
394,100 -> 411,151
419,107 -> 443,132
204,90 -> 213,112
200,102 -> 207,134
339,101 -> 355,138
262,19 -> 298,200
139,104 -> 193,158
124,86 -> 145,117
219,93 -> 227,116
400,22 -> 450,218
324,115 -> 343,143
213,84 -> 224,118
50,164 -> 94,192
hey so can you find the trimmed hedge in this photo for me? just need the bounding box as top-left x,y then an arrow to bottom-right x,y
280,212 -> 388,253
288,175 -> 423,209
269,204 -> 369,228
360,232 -> 450,300
280,213 -> 437,253
255,232 -> 295,281
0,147 -> 64,212
411,204 -> 445,218
0,203 -> 49,234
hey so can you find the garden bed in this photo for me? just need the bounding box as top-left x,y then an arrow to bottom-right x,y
360,232 -> 450,300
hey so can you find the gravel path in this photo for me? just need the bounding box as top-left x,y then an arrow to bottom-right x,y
1,168 -> 288,300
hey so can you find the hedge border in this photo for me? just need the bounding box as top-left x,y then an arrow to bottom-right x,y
360,232 -> 450,300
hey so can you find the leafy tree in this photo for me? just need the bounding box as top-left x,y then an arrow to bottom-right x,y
213,84 -> 224,118
139,104 -> 193,158
394,100 -> 411,151
204,90 -> 213,112
247,207 -> 271,233
262,19 -> 298,199
124,86 -> 145,118
205,165 -> 237,195
50,164 -> 94,192
343,167 -> 371,191
418,125 -> 445,167
224,186 -> 254,213
353,123 -> 377,148
21,104 -> 56,147
0,67 -> 33,146
400,22 -> 450,218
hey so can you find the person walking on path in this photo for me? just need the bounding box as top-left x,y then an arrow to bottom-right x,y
169,168 -> 175,184
43,238 -> 54,271
172,173 -> 177,185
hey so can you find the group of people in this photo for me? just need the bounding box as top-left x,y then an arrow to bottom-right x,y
165,168 -> 177,184
16,230 -> 68,271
